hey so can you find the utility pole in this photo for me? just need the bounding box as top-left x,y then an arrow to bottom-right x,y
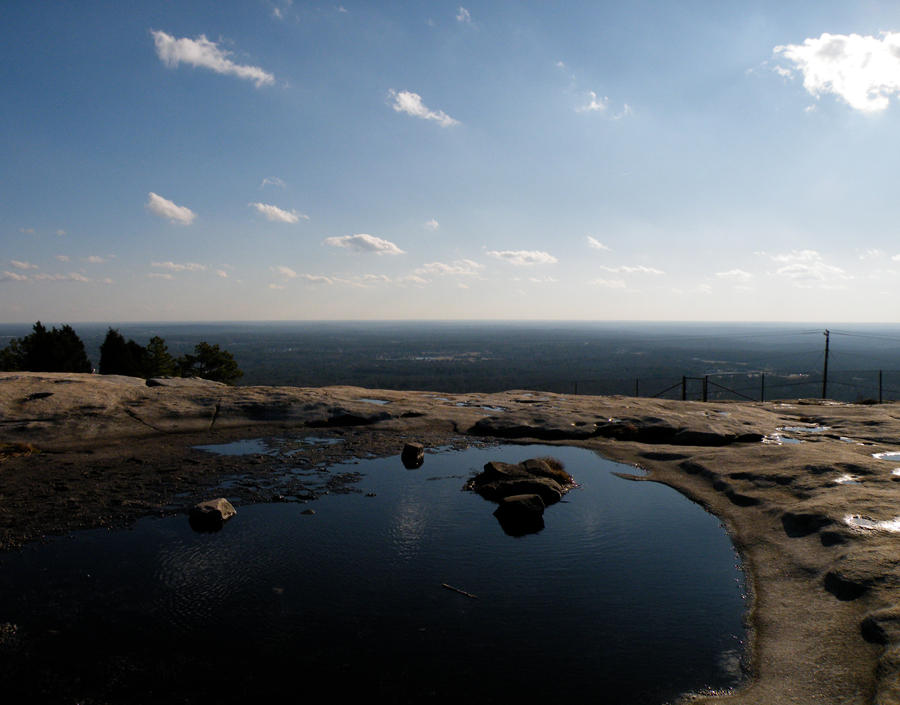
822,329 -> 830,399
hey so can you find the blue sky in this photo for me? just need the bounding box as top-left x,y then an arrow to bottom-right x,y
4,0 -> 900,322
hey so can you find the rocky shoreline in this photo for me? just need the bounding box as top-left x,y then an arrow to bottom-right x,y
3,371 -> 900,704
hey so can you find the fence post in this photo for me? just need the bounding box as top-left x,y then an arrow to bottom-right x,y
702,375 -> 709,402
681,376 -> 687,401
573,381 -> 578,395
760,373 -> 765,403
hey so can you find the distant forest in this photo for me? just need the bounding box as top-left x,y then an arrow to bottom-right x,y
3,321 -> 900,401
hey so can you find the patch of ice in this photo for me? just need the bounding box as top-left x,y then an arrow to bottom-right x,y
845,514 -> 900,532
834,474 -> 860,485
873,451 -> 900,461
778,425 -> 830,433
762,434 -> 802,445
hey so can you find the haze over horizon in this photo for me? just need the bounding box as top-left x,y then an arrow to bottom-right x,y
4,1 -> 900,323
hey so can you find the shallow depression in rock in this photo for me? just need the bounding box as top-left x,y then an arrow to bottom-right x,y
0,445 -> 748,705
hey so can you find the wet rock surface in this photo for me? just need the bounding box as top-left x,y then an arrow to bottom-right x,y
6,372 -> 900,703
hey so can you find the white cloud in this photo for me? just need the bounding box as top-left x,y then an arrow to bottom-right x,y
146,192 -> 196,225
216,269 -> 229,278
599,264 -> 665,275
774,32 -> 900,112
148,272 -> 174,280
324,233 -> 405,255
10,260 -> 37,270
715,269 -> 753,282
271,265 -> 298,279
416,259 -> 483,276
388,89 -> 460,127
859,248 -> 885,260
399,274 -> 429,286
456,6 -> 471,23
586,236 -> 609,251
151,261 -> 206,272
592,278 -> 626,289
300,274 -> 335,285
250,202 -> 309,223
260,176 -> 286,189
151,30 -> 275,87
337,5 -> 348,13
268,283 -> 285,290
424,218 -> 440,231
85,255 -> 107,264
1,270 -> 30,282
487,250 -> 558,266
33,272 -> 92,283
55,229 -> 66,236
55,255 -> 70,262
577,90 -> 607,113
528,276 -> 558,283
767,250 -> 850,288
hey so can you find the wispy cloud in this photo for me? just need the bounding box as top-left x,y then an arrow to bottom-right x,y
487,250 -> 558,266
576,90 -> 607,113
586,236 -> 609,251
146,192 -> 196,225
300,274 -> 335,285
55,229 -> 66,236
456,6 -> 471,23
33,272 -> 93,283
424,218 -> 440,231
259,176 -> 286,189
591,278 -> 626,289
85,255 -> 108,264
775,32 -> 900,112
1,271 -> 30,282
19,228 -> 35,235
416,259 -> 483,276
215,269 -> 229,278
767,250 -> 850,288
55,255 -> 70,262
324,233 -> 405,255
151,261 -> 206,272
599,264 -> 664,275
10,260 -> 38,270
250,202 -> 309,223
715,269 -> 753,282
148,272 -> 174,280
151,30 -> 275,87
388,90 -> 459,127
271,265 -> 298,279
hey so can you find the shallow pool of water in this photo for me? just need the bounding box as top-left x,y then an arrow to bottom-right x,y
0,445 -> 746,704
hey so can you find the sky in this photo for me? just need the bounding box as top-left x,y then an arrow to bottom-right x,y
4,1 -> 900,323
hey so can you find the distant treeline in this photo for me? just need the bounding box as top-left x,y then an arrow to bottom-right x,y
0,322 -> 242,385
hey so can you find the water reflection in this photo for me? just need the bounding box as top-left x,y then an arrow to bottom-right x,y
0,445 -> 747,705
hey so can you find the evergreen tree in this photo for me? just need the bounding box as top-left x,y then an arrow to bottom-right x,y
145,336 -> 176,377
99,328 -> 147,377
178,342 -> 243,385
0,322 -> 92,373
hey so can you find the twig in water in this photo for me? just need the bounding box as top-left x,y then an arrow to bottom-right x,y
441,583 -> 478,599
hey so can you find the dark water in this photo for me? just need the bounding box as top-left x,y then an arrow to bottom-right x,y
0,445 -> 746,704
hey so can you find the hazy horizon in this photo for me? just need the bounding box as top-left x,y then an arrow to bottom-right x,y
5,2 -> 900,322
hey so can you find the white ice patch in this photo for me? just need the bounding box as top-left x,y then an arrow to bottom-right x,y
873,451 -> 900,461
844,514 -> 900,532
834,474 -> 860,485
